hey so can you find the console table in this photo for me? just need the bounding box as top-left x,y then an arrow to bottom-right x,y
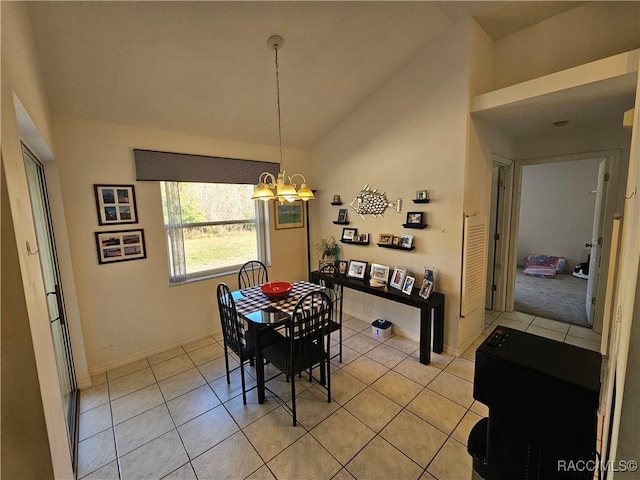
311,272 -> 445,365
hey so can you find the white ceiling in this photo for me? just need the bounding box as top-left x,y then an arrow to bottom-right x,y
27,1 -> 590,149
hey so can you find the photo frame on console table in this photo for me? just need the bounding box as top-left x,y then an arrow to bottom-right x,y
347,259 -> 368,280
95,229 -> 147,265
94,184 -> 138,225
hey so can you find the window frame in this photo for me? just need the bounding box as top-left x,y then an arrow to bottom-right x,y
161,181 -> 269,283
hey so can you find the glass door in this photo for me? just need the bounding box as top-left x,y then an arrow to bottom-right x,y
23,145 -> 77,462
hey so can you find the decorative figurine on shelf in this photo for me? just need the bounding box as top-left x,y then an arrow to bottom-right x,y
350,184 -> 402,219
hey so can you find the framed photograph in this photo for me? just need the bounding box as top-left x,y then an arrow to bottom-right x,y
347,259 -> 368,280
402,276 -> 416,295
342,227 -> 357,242
424,266 -> 436,284
416,190 -> 430,200
390,267 -> 407,289
95,229 -> 146,265
338,260 -> 348,275
392,236 -> 400,246
370,263 -> 390,284
332,195 -> 342,204
399,234 -> 414,248
359,233 -> 369,243
273,200 -> 304,229
94,184 -> 138,225
406,212 -> 424,225
419,278 -> 434,299
378,233 -> 393,245
337,208 -> 348,223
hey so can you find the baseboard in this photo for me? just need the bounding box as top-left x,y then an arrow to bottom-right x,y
88,329 -> 220,377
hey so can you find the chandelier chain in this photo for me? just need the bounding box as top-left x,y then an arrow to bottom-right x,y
274,45 -> 283,169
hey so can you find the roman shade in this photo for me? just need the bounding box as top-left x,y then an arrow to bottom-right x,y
133,149 -> 279,184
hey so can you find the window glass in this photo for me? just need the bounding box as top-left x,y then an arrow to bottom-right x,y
160,182 -> 266,281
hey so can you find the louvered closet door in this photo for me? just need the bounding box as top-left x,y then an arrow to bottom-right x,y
462,214 -> 488,317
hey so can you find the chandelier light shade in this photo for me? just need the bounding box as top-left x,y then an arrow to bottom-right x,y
251,35 -> 315,203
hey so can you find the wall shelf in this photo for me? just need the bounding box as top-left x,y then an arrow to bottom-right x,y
402,223 -> 428,229
412,199 -> 431,204
333,221 -> 350,225
377,243 -> 415,251
330,201 -> 343,206
341,240 -> 370,246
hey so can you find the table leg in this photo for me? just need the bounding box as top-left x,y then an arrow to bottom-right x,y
254,325 -> 265,404
419,306 -> 432,365
433,299 -> 445,354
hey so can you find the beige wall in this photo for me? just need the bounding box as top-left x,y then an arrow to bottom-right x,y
1,166 -> 55,480
1,3 -> 75,477
492,1 -> 640,90
52,116 -> 310,374
309,19 -> 487,353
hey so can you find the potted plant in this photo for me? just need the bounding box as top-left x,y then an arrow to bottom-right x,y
315,236 -> 338,268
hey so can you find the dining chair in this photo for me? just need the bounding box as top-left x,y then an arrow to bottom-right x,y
315,263 -> 344,362
260,290 -> 333,426
216,282 -> 283,404
238,260 -> 269,289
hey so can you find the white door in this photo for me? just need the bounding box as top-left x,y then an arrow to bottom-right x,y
585,159 -> 607,324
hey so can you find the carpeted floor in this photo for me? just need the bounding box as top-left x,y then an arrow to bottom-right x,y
514,267 -> 589,326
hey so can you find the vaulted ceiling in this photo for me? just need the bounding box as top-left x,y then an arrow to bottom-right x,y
27,1 -> 587,149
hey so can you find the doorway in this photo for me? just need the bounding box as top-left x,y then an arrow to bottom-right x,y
487,150 -> 620,332
23,144 -> 78,461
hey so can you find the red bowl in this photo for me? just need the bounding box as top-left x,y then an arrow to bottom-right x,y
260,282 -> 293,300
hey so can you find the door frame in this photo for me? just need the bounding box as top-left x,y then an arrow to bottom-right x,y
504,149 -> 621,331
486,155 -> 513,312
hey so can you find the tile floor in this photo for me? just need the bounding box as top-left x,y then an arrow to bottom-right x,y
77,311 -> 601,480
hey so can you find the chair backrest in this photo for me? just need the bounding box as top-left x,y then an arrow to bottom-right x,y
317,263 -> 342,293
289,291 -> 332,371
216,283 -> 246,355
238,260 -> 269,289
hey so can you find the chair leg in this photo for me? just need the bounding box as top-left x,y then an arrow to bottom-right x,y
223,349 -> 231,385
240,362 -> 247,405
290,371 -> 297,426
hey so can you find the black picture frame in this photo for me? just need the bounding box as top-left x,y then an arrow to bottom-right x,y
94,184 -> 138,225
406,212 -> 424,225
341,227 -> 357,242
95,229 -> 147,264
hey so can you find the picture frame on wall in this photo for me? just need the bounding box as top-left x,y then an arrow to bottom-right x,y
406,212 -> 424,225
341,227 -> 357,242
378,233 -> 393,245
95,229 -> 147,265
94,184 -> 138,225
347,259 -> 368,280
273,200 -> 304,229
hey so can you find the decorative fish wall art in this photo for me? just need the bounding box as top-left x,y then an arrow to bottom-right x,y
350,184 -> 402,219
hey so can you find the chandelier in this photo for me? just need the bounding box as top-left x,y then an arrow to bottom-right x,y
251,35 -> 315,203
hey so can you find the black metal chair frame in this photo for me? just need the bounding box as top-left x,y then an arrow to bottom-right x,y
261,290 -> 333,426
316,263 -> 344,362
216,282 -> 282,404
238,260 -> 269,290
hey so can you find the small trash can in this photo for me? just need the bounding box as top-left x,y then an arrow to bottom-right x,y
371,319 -> 392,338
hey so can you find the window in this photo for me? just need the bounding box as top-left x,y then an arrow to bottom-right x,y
160,181 -> 267,283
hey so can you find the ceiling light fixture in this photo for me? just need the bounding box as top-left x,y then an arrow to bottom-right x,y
251,35 -> 314,203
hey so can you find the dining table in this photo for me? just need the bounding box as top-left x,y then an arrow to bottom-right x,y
232,280 -> 336,404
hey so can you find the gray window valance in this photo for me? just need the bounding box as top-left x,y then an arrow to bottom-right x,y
133,149 -> 279,184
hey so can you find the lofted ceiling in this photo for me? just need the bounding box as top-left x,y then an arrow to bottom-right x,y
27,1 -> 589,150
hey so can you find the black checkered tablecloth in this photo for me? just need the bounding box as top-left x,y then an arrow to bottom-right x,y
234,281 -> 325,318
